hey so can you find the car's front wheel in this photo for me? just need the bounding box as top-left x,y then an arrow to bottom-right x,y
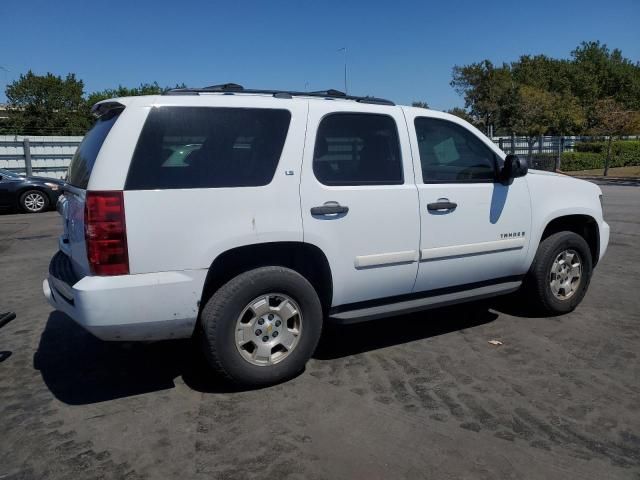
20,190 -> 49,213
525,231 -> 593,314
199,266 -> 323,387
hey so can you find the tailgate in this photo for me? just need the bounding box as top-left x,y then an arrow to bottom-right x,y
58,103 -> 125,278
57,186 -> 90,278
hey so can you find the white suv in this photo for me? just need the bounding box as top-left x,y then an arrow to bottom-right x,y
43,84 -> 610,386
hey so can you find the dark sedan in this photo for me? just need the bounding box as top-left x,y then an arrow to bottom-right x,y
0,169 -> 64,213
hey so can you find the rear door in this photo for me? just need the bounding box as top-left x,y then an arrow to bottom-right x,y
406,110 -> 532,293
300,102 -> 420,307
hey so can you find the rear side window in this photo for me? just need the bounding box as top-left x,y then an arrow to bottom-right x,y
313,113 -> 403,186
126,107 -> 291,190
67,108 -> 123,188
414,117 -> 497,183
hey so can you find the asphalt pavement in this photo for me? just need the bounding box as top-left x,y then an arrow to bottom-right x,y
0,179 -> 639,479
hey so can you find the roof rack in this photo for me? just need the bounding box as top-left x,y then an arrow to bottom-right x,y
163,83 -> 395,106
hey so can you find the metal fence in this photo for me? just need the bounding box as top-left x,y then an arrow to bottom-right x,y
491,134 -> 640,171
1,133 -> 639,178
0,135 -> 82,179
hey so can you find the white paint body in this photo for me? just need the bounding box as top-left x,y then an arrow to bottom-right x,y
43,94 -> 609,340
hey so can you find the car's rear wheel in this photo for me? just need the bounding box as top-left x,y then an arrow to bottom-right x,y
20,190 -> 49,213
525,231 -> 593,314
199,266 -> 323,387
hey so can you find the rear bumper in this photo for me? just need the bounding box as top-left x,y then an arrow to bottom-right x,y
43,251 -> 207,341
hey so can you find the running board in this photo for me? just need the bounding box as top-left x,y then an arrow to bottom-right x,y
329,281 -> 522,324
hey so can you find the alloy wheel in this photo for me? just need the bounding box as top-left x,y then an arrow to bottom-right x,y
234,293 -> 303,366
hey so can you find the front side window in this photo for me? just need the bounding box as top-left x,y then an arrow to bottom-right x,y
414,117 -> 497,183
313,113 -> 403,186
126,107 -> 291,190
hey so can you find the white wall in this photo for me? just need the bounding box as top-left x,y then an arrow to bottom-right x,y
0,135 -> 83,179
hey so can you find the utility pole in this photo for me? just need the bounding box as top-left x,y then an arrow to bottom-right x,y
338,47 -> 348,94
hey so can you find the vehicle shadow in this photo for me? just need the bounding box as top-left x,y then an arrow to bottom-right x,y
35,304 -> 499,405
315,304 -> 498,360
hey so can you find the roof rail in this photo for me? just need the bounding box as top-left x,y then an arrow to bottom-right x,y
163,84 -> 395,106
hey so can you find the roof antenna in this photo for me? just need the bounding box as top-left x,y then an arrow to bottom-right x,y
337,48 -> 348,94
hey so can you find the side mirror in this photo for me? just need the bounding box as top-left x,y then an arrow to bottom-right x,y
500,154 -> 528,184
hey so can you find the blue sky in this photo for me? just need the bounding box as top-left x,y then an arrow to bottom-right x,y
2,0 -> 639,109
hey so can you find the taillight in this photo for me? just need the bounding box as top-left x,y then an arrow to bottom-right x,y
85,191 -> 129,276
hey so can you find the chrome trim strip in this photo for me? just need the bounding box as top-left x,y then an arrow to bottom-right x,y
420,238 -> 525,261
355,250 -> 419,269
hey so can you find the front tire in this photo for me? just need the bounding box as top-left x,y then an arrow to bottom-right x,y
20,190 -> 49,213
200,266 -> 323,387
525,231 -> 593,315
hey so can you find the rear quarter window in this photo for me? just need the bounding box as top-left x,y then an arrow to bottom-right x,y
125,107 -> 292,190
67,108 -> 123,188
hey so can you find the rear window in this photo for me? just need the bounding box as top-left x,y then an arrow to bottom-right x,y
125,107 -> 291,190
67,108 -> 123,188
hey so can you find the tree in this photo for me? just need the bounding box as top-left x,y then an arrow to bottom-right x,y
411,101 -> 429,109
511,54 -> 572,94
86,82 -> 167,106
3,71 -> 90,135
450,60 -> 513,135
589,98 -> 640,176
547,92 -> 586,135
451,41 -> 640,137
510,86 -> 555,157
446,107 -> 476,125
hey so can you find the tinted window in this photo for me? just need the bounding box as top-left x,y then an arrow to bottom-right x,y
67,108 -> 123,188
313,113 -> 403,186
126,107 -> 291,190
414,117 -> 497,183
0,169 -> 20,178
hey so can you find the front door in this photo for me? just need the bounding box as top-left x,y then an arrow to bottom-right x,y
300,103 -> 420,307
405,111 -> 532,293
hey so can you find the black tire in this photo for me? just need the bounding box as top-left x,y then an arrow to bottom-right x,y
200,266 -> 323,387
19,189 -> 49,213
524,231 -> 593,315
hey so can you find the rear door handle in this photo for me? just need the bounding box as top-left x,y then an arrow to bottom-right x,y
310,203 -> 349,216
427,201 -> 457,212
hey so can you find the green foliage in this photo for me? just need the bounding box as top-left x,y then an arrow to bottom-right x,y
450,60 -> 514,133
86,82 -> 165,106
446,107 -> 476,125
0,74 -> 187,135
560,152 -> 604,171
3,70 -> 91,135
411,101 -> 429,109
561,140 -> 640,171
451,41 -> 640,137
575,140 -> 640,159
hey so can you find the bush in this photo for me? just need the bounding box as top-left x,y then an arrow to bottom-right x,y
561,140 -> 640,171
560,152 -> 604,171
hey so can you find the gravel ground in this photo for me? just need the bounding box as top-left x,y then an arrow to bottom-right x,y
0,180 -> 639,480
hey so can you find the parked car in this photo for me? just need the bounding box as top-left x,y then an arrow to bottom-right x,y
43,84 -> 609,387
0,168 -> 63,213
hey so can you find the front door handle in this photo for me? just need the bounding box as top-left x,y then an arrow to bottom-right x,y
427,201 -> 457,212
310,203 -> 349,216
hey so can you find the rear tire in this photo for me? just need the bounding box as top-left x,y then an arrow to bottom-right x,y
20,190 -> 49,213
524,231 -> 593,315
200,266 -> 323,387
